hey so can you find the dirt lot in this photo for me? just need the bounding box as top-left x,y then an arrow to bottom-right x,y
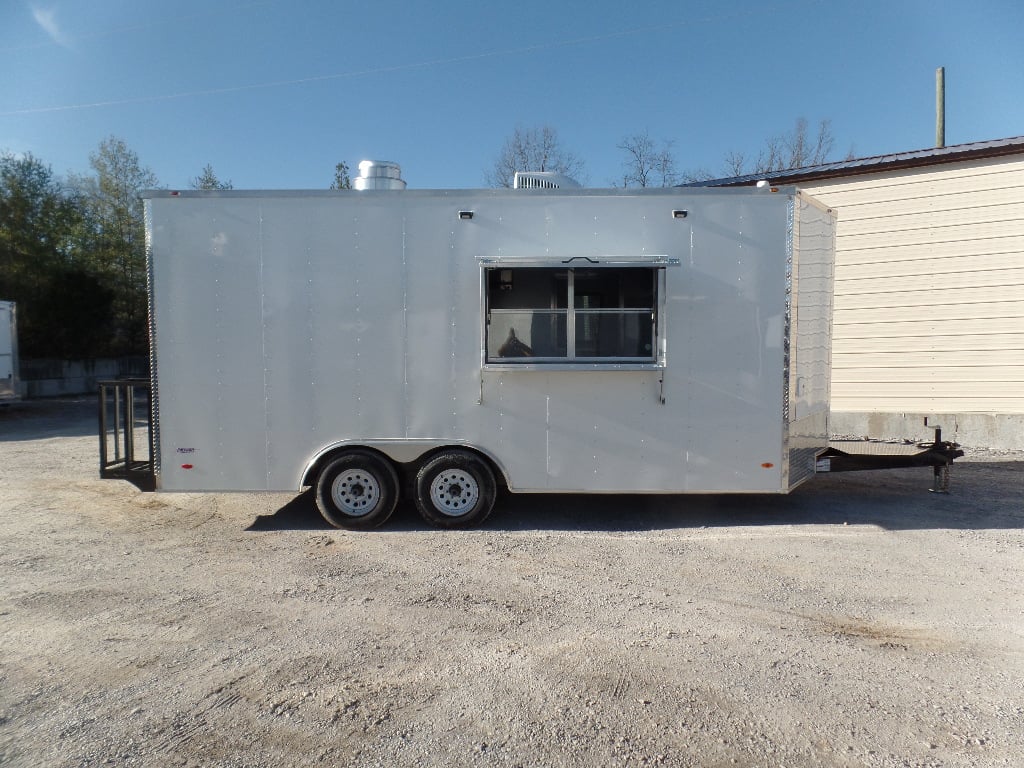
0,397 -> 1022,768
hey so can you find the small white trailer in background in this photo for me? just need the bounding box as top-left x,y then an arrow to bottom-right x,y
104,177 -> 847,529
0,300 -> 19,402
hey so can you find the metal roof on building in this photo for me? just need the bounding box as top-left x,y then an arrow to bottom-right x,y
683,135 -> 1024,187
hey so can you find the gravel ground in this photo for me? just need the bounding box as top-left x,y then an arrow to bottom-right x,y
0,397 -> 1022,768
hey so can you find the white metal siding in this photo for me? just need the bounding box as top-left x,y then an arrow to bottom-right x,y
787,195 -> 835,487
146,189 -> 825,493
0,301 -> 16,400
801,155 -> 1024,415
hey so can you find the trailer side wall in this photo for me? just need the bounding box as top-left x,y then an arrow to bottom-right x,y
146,189 -> 832,495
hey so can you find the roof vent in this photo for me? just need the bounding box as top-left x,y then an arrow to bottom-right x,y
513,171 -> 581,189
354,160 -> 406,190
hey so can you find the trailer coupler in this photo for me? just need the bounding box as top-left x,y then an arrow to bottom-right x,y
815,427 -> 964,493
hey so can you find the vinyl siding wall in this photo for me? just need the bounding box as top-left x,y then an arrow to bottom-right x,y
800,154 -> 1024,415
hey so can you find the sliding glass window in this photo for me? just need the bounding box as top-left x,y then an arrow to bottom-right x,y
485,266 -> 658,364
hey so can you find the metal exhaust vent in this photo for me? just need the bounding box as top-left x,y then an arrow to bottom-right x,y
513,171 -> 581,189
354,160 -> 407,190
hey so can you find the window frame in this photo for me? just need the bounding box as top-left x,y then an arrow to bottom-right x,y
479,257 -> 677,370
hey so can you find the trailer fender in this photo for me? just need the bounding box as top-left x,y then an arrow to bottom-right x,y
299,440 -> 512,492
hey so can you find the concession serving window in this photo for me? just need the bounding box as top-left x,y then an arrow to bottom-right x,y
481,259 -> 675,366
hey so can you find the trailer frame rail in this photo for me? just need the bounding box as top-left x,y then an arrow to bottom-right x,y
817,428 -> 964,493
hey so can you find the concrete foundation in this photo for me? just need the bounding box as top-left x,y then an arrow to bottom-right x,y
831,411 -> 1024,451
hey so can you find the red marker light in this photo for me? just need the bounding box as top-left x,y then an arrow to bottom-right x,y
181,464 -> 193,469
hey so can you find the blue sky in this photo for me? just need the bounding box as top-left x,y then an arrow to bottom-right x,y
2,0 -> 1023,190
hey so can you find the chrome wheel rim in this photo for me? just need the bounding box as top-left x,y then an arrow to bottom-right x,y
331,469 -> 380,517
429,469 -> 479,517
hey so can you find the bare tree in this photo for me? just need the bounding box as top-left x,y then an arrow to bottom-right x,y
814,119 -> 838,164
679,167 -> 716,184
485,125 -> 585,188
711,119 -> 842,179
617,132 -> 678,187
786,117 -> 833,168
747,118 -> 837,175
722,150 -> 747,178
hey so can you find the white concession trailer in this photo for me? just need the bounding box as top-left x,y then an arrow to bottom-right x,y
0,300 -> 19,402
130,184 -> 838,528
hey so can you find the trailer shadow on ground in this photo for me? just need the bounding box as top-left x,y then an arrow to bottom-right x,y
5,397 -> 1015,533
248,461 -> 1024,534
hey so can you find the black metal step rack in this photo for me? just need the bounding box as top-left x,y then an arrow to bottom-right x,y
98,378 -> 155,491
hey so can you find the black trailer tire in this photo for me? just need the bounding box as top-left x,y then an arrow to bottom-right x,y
315,450 -> 400,530
414,450 -> 497,529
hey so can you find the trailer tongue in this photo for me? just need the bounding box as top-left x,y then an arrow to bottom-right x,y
817,429 -> 964,493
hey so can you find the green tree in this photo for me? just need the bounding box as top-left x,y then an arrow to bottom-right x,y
0,151 -> 106,357
0,152 -> 65,291
190,163 -> 233,190
330,161 -> 352,190
69,136 -> 159,355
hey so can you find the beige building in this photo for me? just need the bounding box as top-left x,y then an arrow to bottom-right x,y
694,137 -> 1024,449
